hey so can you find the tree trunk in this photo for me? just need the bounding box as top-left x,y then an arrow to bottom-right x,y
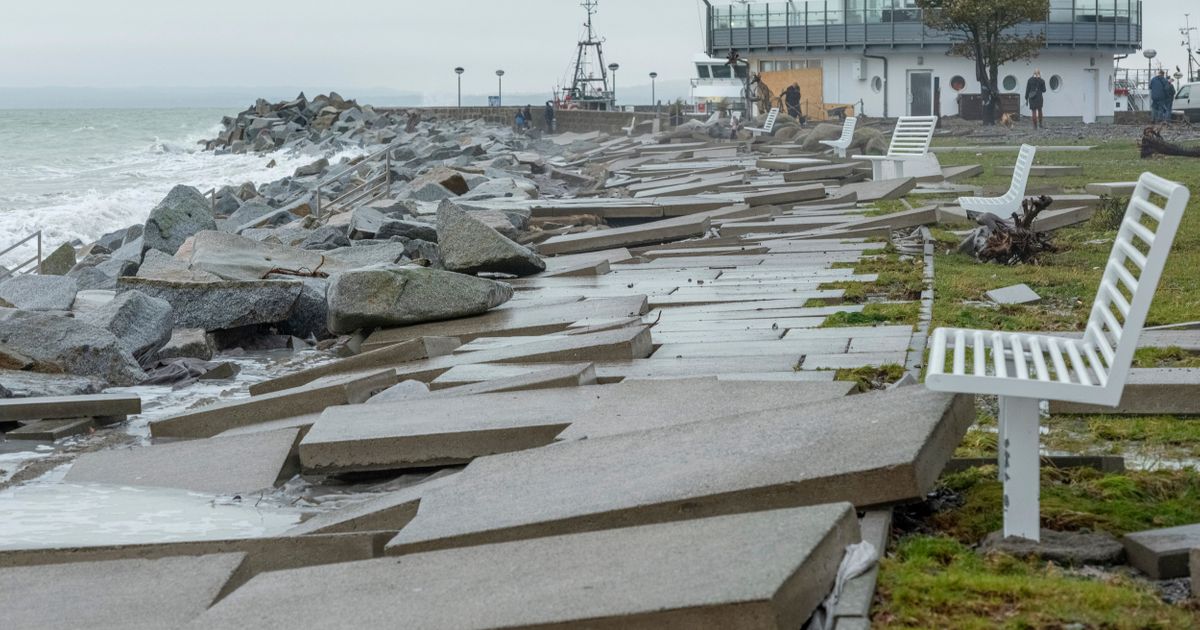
973,40 -> 994,126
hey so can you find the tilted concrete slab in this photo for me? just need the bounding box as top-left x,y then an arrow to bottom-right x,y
249,337 -> 460,396
1123,523 -> 1200,579
0,553 -> 245,630
195,505 -> 859,630
1085,181 -> 1138,197
783,163 -> 858,182
6,417 -> 95,441
1049,368 -> 1200,415
361,295 -> 648,352
837,178 -> 917,202
941,165 -> 983,182
539,214 -> 711,256
742,184 -> 827,207
0,393 -> 140,422
382,388 -> 972,554
298,380 -> 855,474
66,428 -> 301,495
427,363 -> 597,397
286,473 -> 462,536
151,369 -> 397,438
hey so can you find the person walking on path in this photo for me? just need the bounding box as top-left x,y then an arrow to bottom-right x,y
522,105 -> 533,130
1150,70 -> 1170,122
1025,70 -> 1047,130
543,101 -> 556,134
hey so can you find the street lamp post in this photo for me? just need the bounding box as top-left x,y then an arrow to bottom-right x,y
454,67 -> 464,108
1143,49 -> 1157,85
650,72 -> 658,112
496,70 -> 505,108
608,63 -> 620,110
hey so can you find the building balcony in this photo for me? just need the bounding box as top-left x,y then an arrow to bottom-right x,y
707,1 -> 1142,54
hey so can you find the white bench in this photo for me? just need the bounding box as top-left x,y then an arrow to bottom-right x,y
621,117 -> 638,137
852,115 -> 937,180
819,116 -> 858,158
956,144 -> 1037,218
745,107 -> 780,137
926,172 -> 1190,542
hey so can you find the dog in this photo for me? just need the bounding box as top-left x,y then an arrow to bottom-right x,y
999,113 -> 1015,129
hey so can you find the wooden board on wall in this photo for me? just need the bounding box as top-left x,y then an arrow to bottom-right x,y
760,69 -> 825,120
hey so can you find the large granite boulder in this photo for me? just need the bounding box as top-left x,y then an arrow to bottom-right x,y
187,231 -> 350,282
300,226 -> 351,251
158,328 -> 214,362
268,275 -> 329,339
39,243 -> 77,276
0,275 -> 79,311
460,177 -> 539,201
326,266 -> 512,334
143,185 -> 217,255
325,242 -> 408,268
437,200 -> 545,276
136,249 -> 222,283
78,290 -> 174,363
67,255 -> 140,291
0,309 -> 144,386
117,277 -> 303,332
376,219 -> 438,242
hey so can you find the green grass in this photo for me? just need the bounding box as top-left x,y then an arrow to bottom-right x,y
1134,346 -> 1200,369
820,302 -> 919,328
874,534 -> 1199,629
834,363 -> 906,392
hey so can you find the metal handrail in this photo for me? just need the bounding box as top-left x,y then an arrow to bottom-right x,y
0,230 -> 42,281
315,150 -> 392,219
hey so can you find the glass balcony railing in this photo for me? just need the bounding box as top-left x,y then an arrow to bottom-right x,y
707,1 -> 1142,52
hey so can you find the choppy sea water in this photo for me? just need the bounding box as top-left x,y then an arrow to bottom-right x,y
0,108 -> 356,266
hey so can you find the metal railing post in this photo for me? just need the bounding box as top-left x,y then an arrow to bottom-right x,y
315,185 -> 322,219
36,231 -> 41,272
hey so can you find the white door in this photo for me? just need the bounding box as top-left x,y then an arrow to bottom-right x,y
1082,69 -> 1099,124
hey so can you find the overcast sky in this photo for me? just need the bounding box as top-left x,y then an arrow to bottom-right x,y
0,0 -> 1195,105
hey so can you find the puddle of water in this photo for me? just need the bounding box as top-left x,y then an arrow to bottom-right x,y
0,478 -> 302,550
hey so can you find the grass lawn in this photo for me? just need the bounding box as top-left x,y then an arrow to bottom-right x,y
873,135 -> 1200,627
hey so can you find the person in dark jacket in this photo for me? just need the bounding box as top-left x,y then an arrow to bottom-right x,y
783,83 -> 802,119
1025,69 -> 1047,130
1150,70 -> 1170,122
543,101 -> 556,133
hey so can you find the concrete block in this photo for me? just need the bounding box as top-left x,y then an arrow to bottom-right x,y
0,393 -> 140,422
1049,369 -> 1200,415
428,363 -> 597,397
1085,181 -> 1138,197
986,283 -> 1041,305
539,214 -> 711,256
249,336 -> 460,396
6,417 -> 94,441
742,184 -> 826,207
1031,206 -> 1095,232
0,554 -> 244,630
286,473 -> 461,536
151,370 -> 397,438
782,163 -> 857,182
66,428 -> 301,495
383,388 -> 972,554
941,165 -> 983,182
196,505 -> 860,630
838,178 -> 917,202
1123,523 -> 1200,579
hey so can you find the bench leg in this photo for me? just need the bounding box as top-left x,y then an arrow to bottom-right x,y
895,161 -> 905,179
1000,396 -> 1041,542
871,162 -> 884,181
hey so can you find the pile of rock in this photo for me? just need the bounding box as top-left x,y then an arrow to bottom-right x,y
203,92 -> 397,154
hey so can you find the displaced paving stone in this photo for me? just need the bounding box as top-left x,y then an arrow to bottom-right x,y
158,328 -> 214,361
742,184 -> 826,207
143,184 -> 218,255
0,393 -> 140,422
985,283 -> 1041,305
151,369 -> 397,439
428,363 -> 597,397
1049,368 -> 1200,415
837,178 -> 917,202
78,289 -> 174,361
438,200 -> 545,276
1122,523 -> 1200,579
384,388 -> 970,554
6,417 -> 95,441
287,473 -> 461,536
366,380 -> 433,404
66,428 -> 300,494
118,277 -> 302,332
0,554 -> 245,630
0,274 -> 78,311
1085,181 -> 1138,197
250,336 -> 460,395
197,505 -> 858,630
326,266 -> 513,335
981,529 -> 1125,566
539,213 -> 711,256
0,309 -> 145,386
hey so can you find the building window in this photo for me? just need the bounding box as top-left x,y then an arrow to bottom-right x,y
1003,75 -> 1018,91
871,76 -> 883,93
950,75 -> 967,91
1049,74 -> 1063,92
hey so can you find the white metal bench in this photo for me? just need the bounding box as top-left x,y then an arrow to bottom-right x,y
926,172 -> 1190,542
745,107 -> 780,137
852,115 -> 937,180
621,117 -> 638,137
819,116 -> 858,158
956,144 -> 1037,218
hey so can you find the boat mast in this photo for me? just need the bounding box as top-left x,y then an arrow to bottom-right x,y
569,0 -> 613,109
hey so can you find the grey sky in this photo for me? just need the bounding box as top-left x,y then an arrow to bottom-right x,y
0,0 -> 1195,103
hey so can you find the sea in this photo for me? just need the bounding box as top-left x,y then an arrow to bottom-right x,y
0,108 -> 359,266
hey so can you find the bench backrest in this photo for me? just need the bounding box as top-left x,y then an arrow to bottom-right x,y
1003,144 -> 1038,199
1083,172 -> 1189,392
838,117 -> 858,143
886,116 -> 937,157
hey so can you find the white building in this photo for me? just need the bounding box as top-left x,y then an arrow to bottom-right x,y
704,0 -> 1143,122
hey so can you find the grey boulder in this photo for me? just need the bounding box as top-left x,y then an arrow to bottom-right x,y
143,185 -> 218,255
0,275 -> 79,311
78,290 -> 174,363
326,266 -> 512,334
39,243 -> 77,276
376,219 -> 438,242
0,309 -> 144,386
437,200 -> 545,276
158,328 -> 214,362
117,277 -> 302,332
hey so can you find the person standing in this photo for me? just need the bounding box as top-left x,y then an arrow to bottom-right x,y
543,101 -> 556,134
1149,70 -> 1169,122
784,83 -> 802,119
1025,69 -> 1047,130
1165,78 -> 1177,122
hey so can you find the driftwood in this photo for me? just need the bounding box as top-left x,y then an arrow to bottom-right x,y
959,196 -> 1058,265
1140,126 -> 1200,159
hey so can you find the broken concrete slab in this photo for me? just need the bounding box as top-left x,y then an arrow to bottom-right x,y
196,505 -> 859,630
286,473 -> 461,536
1085,181 -> 1138,197
941,165 -> 983,182
66,428 -> 301,494
0,393 -> 140,422
428,363 -> 597,397
1049,368 -> 1200,415
742,184 -> 826,207
299,380 -> 855,474
1031,206 -> 1096,232
539,214 -> 711,256
150,369 -> 397,439
782,163 -> 858,182
982,529 -> 1125,566
837,177 -> 917,202
249,337 -> 460,396
383,388 -> 969,555
0,553 -> 244,630
6,417 -> 95,441
833,510 -> 891,627
1123,523 -> 1200,579
986,283 -> 1041,305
